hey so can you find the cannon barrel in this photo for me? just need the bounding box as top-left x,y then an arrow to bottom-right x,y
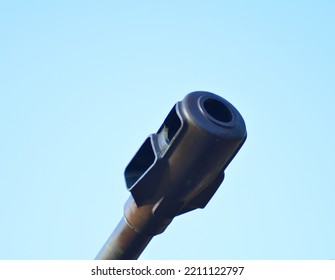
95,91 -> 247,260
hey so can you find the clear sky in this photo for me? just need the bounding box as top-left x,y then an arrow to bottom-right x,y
0,1 -> 334,260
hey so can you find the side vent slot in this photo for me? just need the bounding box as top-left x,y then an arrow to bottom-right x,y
125,137 -> 156,190
157,105 -> 182,145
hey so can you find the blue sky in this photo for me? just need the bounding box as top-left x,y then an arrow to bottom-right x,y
0,1 -> 334,259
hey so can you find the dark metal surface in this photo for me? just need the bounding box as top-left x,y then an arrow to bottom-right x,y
95,215 -> 152,260
96,91 -> 247,259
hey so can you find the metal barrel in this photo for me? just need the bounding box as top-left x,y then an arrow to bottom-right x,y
95,217 -> 152,260
96,91 -> 247,259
